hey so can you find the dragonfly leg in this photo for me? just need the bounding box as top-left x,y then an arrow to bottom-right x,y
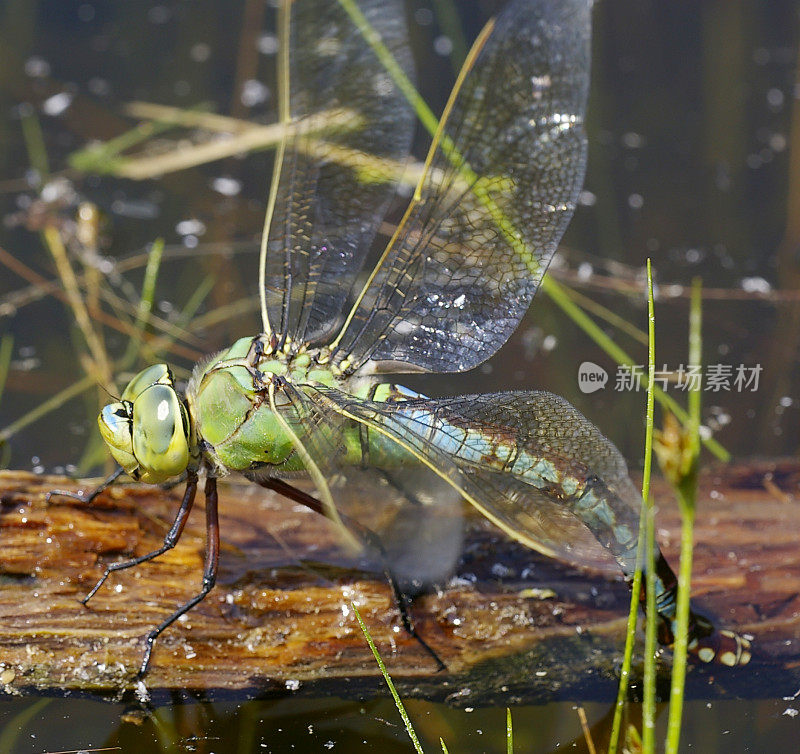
46,465 -> 126,504
138,474 -> 219,677
160,470 -> 189,492
258,476 -> 446,672
372,468 -> 424,507
82,470 -> 198,605
348,520 -> 446,672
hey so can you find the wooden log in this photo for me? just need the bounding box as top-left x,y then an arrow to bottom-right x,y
0,464 -> 797,701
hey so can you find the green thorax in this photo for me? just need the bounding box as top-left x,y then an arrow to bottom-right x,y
187,335 -> 384,474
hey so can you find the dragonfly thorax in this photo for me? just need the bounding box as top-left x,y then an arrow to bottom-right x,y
98,364 -> 193,484
182,335 -> 343,475
204,334 -> 340,383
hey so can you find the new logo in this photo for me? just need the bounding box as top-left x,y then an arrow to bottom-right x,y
577,361 -> 608,393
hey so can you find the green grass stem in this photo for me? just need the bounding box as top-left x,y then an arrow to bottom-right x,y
0,335 -> 13,406
608,496 -> 647,754
664,279 -> 703,754
352,603 -> 425,754
69,118 -> 177,173
121,238 -> 165,365
608,259 -> 657,754
0,373 -> 95,444
664,494 -> 695,754
558,282 -> 649,346
432,0 -> 469,73
641,261 -> 658,753
642,499 -> 658,754
19,109 -> 49,179
0,334 -> 13,465
338,0 -> 439,139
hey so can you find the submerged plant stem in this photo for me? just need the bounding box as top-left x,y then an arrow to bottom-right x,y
577,706 -> 597,754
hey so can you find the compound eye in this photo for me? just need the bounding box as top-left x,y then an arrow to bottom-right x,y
98,401 -> 138,474
121,364 -> 173,402
131,384 -> 189,484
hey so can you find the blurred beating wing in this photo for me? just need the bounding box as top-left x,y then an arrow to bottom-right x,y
261,0 -> 414,347
307,385 -> 641,571
332,0 -> 591,374
247,380 -> 466,584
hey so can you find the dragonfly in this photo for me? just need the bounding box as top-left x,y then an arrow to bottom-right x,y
89,0 -> 750,676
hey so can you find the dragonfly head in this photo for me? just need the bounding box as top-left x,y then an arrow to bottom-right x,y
98,364 -> 192,484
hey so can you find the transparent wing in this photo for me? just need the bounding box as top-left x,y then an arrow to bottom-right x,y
332,0 -> 591,373
261,0 -> 414,347
248,380 -> 465,584
307,385 -> 641,572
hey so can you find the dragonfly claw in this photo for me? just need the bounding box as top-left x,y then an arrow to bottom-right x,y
45,466 -> 126,505
45,488 -> 95,504
138,635 -> 156,678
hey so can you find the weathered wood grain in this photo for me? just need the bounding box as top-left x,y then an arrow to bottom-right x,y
0,463 -> 796,701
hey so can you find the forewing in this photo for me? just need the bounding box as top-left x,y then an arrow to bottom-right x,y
308,386 -> 638,572
262,0 -> 414,346
334,0 -> 591,373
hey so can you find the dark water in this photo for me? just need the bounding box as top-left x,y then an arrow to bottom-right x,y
0,696 -> 797,753
0,0 -> 798,751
